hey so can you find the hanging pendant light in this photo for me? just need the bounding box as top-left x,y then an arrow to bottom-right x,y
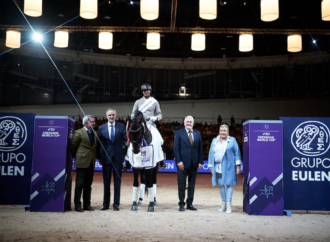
147,32 -> 160,50
80,0 -> 98,19
6,31 -> 21,48
199,0 -> 217,20
191,33 -> 205,51
141,0 -> 159,21
24,0 -> 42,17
260,0 -> 279,22
239,34 -> 253,52
54,31 -> 69,48
99,32 -> 113,50
287,35 -> 302,53
322,0 -> 330,21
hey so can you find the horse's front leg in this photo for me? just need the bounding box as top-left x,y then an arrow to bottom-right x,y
145,168 -> 155,212
131,168 -> 139,211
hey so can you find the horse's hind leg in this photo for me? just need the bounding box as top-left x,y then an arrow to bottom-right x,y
131,169 -> 139,211
152,166 -> 158,205
145,168 -> 155,212
138,169 -> 146,205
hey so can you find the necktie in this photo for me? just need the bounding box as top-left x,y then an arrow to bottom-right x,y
189,131 -> 193,146
111,124 -> 115,143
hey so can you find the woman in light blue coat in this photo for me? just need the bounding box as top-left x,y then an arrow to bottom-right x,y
208,124 -> 241,213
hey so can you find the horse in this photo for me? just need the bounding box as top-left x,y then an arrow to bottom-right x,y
125,110 -> 162,212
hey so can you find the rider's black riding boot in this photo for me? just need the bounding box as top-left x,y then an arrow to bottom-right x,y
147,202 -> 155,212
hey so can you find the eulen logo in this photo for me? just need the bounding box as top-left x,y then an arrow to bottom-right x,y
0,116 -> 28,152
291,121 -> 330,157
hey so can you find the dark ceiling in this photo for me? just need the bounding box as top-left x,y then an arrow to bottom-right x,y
1,0 -> 330,58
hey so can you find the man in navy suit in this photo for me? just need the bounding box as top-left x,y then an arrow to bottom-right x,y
97,108 -> 128,211
173,115 -> 203,211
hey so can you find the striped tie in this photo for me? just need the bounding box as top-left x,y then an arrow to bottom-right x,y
189,131 -> 193,146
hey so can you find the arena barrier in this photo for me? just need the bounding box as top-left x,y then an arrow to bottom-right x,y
29,116 -> 75,212
243,120 -> 283,216
281,117 -> 330,211
0,113 -> 37,205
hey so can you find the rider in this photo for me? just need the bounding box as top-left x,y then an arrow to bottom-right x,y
131,83 -> 166,205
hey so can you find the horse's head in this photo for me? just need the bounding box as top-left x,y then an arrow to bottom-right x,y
127,111 -> 147,154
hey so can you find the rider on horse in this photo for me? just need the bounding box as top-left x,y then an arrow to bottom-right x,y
126,83 -> 165,212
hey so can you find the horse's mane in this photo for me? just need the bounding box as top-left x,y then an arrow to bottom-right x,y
132,110 -> 144,125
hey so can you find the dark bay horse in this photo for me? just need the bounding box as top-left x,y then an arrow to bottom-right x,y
126,111 -> 157,212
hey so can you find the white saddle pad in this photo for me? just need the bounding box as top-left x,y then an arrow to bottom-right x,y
125,122 -> 165,169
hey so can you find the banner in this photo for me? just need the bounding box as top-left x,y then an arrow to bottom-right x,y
0,113 -> 37,205
243,120 -> 283,216
72,159 -> 212,173
281,117 -> 330,211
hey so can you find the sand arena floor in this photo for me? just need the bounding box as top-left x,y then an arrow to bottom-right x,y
1,172 -> 330,242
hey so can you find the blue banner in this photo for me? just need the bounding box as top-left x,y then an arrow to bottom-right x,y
280,117 -> 330,211
0,113 -> 37,205
73,159 -> 212,173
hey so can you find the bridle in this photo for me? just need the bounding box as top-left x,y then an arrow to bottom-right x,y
128,118 -> 148,146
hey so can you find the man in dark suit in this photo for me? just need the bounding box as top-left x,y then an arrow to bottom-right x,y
70,115 -> 97,212
97,108 -> 128,211
173,115 -> 203,211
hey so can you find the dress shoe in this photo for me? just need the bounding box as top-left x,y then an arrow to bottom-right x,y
186,205 -> 197,211
179,206 -> 185,212
75,207 -> 84,212
99,206 -> 109,211
84,206 -> 94,211
113,205 -> 119,211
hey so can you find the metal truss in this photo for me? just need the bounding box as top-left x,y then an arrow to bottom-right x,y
1,25 -> 330,35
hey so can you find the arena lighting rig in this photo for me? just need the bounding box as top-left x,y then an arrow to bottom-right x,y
9,0 -> 124,182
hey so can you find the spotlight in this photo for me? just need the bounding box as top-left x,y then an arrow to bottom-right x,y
34,33 -> 42,42
313,40 -> 317,44
220,1 -> 226,6
240,0 -> 247,6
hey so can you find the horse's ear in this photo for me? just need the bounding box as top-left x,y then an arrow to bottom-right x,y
126,115 -> 131,123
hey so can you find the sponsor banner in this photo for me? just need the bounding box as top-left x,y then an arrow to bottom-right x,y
0,113 -> 37,205
29,116 -> 74,212
243,120 -> 283,216
280,117 -> 330,211
72,159 -> 212,173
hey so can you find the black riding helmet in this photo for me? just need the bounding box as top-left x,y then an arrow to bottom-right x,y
141,83 -> 152,91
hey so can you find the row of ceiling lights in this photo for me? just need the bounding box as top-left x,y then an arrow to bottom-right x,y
21,0 -> 330,21
4,0 -> 329,53
5,30 -> 305,53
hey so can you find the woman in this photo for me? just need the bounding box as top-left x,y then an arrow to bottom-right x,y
208,124 -> 241,214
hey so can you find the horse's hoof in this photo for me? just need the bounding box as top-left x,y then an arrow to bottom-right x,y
147,202 -> 154,212
147,206 -> 154,212
138,198 -> 143,206
131,202 -> 138,211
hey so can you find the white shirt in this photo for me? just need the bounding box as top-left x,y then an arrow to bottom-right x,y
108,121 -> 115,140
214,136 -> 229,174
185,128 -> 194,141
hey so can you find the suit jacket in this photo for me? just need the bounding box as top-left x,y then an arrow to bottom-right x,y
208,136 -> 241,186
70,128 -> 97,168
173,128 -> 203,169
97,122 -> 128,165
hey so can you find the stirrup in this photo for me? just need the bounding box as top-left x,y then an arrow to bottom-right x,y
131,202 -> 138,211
